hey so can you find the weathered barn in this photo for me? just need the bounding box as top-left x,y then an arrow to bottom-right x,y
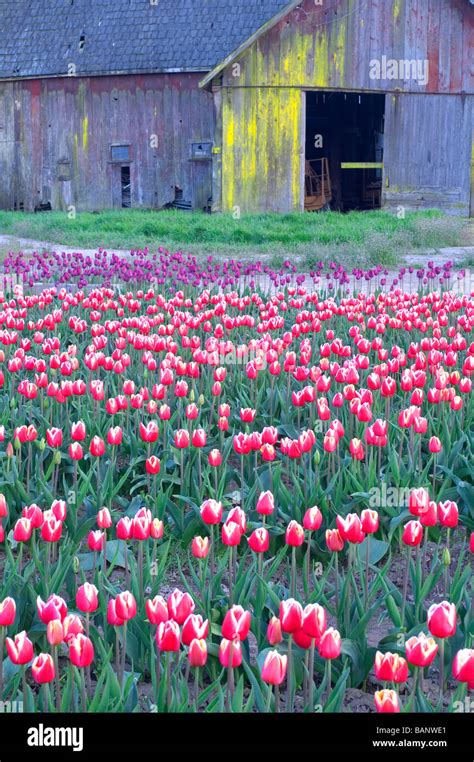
0,0 -> 473,216
201,0 -> 474,215
0,0 -> 287,212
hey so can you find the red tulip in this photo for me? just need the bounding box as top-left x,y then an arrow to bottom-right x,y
374,689 -> 400,713
71,421 -> 86,441
88,530 -> 105,551
116,517 -> 133,540
191,535 -> 210,558
150,518 -> 164,540
36,594 -> 67,624
69,634 -> 94,668
261,650 -> 287,685
174,429 -> 190,448
402,520 -> 423,547
429,436 -> 442,453
452,649 -> 474,683
437,500 -> 459,528
51,499 -> 67,522
6,631 -> 34,664
182,614 -> 209,646
156,620 -> 181,652
139,421 -> 159,443
47,620 -> 64,647
219,638 -> 242,668
256,491 -> 274,516
13,517 -> 32,542
167,590 -> 195,625
146,456 -> 161,475
405,633 -> 438,667
0,494 -> 8,519
267,616 -> 282,645
46,428 -> 63,448
222,605 -> 251,640
302,603 -> 327,640
200,499 -> 222,525
32,653 -> 55,684
336,514 -> 365,544
115,591 -> 137,621
41,515 -> 62,543
303,506 -> 323,531
279,599 -> 303,634
318,628 -> 341,659
374,651 -> 408,683
361,509 -> 379,534
76,583 -> 99,614
97,507 -> 112,529
89,436 -> 105,456
409,487 -> 430,517
69,442 -> 83,460
208,449 -> 222,467
146,596 -> 168,626
325,528 -> 344,552
188,638 -> 207,667
107,426 -> 123,446
222,521 -> 241,546
107,599 -> 124,627
248,527 -> 269,553
427,601 -> 456,638
285,520 -> 304,547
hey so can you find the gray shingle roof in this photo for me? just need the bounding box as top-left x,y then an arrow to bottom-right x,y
0,0 -> 290,79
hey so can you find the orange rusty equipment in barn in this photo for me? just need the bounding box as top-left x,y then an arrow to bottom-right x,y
304,158 -> 332,211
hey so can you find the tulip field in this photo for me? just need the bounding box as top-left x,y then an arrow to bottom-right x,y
0,250 -> 472,717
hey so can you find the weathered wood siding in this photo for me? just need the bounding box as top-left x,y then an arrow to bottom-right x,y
384,93 -> 473,215
222,87 -> 304,212
0,74 -> 214,211
214,0 -> 473,213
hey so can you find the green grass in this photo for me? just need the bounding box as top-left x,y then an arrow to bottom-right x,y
0,208 -> 467,267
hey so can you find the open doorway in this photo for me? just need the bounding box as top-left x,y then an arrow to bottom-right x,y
305,91 -> 385,212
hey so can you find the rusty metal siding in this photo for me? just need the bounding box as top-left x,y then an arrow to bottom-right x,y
383,93 -> 473,215
0,73 -> 214,211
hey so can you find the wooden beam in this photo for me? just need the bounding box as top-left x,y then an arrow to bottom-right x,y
341,162 -> 384,169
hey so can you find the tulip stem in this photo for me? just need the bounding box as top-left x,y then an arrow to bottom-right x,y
274,684 -> 280,714
334,553 -> 339,624
138,542 -> 144,602
365,536 -> 370,607
53,646 -> 61,711
166,652 -> 172,710
286,634 -> 293,712
210,525 -> 215,581
439,638 -> 445,706
22,666 -> 27,710
305,531 -> 312,592
121,621 -> 128,693
401,550 -> 410,629
194,667 -> 199,712
228,547 -> 233,605
42,683 -> 50,713
308,639 -> 315,711
326,659 -> 332,705
262,684 -> 271,713
291,546 -> 297,598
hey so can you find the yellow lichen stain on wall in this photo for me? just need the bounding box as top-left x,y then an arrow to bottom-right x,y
82,116 -> 88,151
393,0 -> 401,23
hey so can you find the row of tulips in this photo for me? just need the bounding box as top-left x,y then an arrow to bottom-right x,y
0,276 -> 472,713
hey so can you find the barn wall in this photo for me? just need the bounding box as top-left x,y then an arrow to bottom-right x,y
0,73 -> 214,211
220,0 -> 473,94
222,86 -> 303,212
215,0 -> 473,213
383,93 -> 473,215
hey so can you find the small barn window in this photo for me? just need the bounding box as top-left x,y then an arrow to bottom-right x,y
110,144 -> 131,162
57,159 -> 71,181
190,141 -> 213,160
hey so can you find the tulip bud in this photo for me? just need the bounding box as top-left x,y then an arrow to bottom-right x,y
219,638 -> 242,668
32,653 -> 55,684
374,689 -> 400,713
188,638 -> 207,667
47,620 -> 64,647
261,650 -> 287,686
267,616 -> 282,645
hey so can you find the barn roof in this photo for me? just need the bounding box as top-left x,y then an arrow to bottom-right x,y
0,0 -> 290,80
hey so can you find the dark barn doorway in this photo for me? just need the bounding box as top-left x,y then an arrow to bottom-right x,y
305,91 -> 385,212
